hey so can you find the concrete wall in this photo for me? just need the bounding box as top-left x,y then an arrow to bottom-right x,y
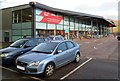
0,10 -> 2,42
2,8 -> 12,42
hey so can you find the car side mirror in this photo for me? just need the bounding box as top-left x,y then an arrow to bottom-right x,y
57,50 -> 62,54
20,45 -> 23,48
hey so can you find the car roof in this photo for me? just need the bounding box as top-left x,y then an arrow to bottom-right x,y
18,37 -> 46,40
49,35 -> 63,37
48,40 -> 73,43
50,40 -> 64,42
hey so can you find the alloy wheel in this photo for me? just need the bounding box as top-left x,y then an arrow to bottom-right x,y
44,63 -> 55,77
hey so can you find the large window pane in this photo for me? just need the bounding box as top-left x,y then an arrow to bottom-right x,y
22,8 -> 32,22
12,23 -> 21,29
36,15 -> 43,22
57,25 -> 63,30
36,22 -> 46,29
22,29 -> 32,35
78,23 -> 82,31
70,22 -> 74,26
12,30 -> 21,35
70,17 -> 74,22
36,9 -> 42,15
82,25 -> 86,31
70,26 -> 74,30
64,21 -> 69,25
22,22 -> 32,29
64,16 -> 69,21
75,18 -> 79,23
64,25 -> 69,33
12,10 -> 21,23
48,24 -> 55,29
12,36 -> 22,42
75,26 -> 78,31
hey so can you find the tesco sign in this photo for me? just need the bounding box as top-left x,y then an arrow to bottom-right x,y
38,11 -> 63,24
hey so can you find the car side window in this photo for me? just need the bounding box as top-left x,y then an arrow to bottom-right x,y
57,43 -> 67,52
45,38 -> 49,41
55,37 -> 59,40
59,37 -> 62,40
66,42 -> 75,49
38,38 -> 45,43
25,39 -> 39,47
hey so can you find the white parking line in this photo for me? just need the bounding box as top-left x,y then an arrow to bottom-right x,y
0,65 -> 18,73
0,65 -> 44,81
28,76 -> 45,81
60,58 -> 92,80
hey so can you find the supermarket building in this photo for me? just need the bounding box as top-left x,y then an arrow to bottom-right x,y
0,2 -> 115,42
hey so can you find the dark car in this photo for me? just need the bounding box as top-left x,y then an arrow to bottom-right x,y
0,38 -> 47,64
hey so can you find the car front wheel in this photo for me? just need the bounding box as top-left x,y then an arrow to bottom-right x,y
44,63 -> 55,77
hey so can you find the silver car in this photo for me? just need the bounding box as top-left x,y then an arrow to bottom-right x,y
16,40 -> 80,77
47,35 -> 64,41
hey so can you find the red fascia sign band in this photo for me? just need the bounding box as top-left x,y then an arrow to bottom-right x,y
39,11 -> 63,24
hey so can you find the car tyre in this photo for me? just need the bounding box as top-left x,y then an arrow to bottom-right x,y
75,53 -> 80,63
44,63 -> 55,77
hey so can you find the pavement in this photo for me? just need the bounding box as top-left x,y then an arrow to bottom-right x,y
0,36 -> 119,81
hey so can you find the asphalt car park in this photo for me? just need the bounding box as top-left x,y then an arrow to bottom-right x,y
1,58 -> 90,80
1,36 -> 119,81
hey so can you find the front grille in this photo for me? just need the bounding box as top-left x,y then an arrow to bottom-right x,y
27,68 -> 37,73
17,60 -> 28,67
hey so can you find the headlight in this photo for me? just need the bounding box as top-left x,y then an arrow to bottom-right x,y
29,61 -> 40,66
0,54 -> 9,57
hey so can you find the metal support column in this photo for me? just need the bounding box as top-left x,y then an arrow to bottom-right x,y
103,25 -> 105,37
85,21 -> 87,38
68,16 -> 70,39
74,18 -> 75,37
63,15 -> 65,37
54,24 -> 57,35
104,25 -> 106,37
100,24 -> 103,38
91,20 -> 93,38
32,6 -> 36,37
77,21 -> 79,38
96,22 -> 99,38
46,23 -> 48,35
54,13 -> 57,36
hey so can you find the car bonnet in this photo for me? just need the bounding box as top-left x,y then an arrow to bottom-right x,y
0,47 -> 21,54
17,52 -> 52,63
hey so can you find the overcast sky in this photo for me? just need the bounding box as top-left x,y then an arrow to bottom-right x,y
0,0 -> 119,20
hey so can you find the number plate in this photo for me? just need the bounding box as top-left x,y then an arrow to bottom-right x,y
17,65 -> 25,70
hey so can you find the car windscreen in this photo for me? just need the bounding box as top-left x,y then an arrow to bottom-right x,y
48,37 -> 54,40
10,39 -> 29,48
24,38 -> 44,47
32,42 -> 59,54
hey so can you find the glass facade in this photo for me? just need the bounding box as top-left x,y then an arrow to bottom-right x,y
11,7 -> 109,41
12,8 -> 32,41
34,8 -> 102,39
